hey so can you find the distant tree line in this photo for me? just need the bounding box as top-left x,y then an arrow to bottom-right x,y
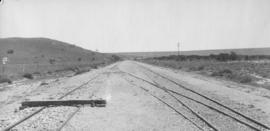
150,52 -> 270,62
112,55 -> 121,61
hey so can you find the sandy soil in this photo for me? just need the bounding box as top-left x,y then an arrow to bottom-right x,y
0,60 -> 270,131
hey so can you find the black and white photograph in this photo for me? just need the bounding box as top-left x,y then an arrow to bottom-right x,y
0,0 -> 270,130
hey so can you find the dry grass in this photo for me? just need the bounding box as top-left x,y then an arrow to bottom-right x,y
0,38 -> 121,78
142,59 -> 270,87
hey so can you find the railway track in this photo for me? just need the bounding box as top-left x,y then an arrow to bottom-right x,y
2,62 -> 269,131
2,74 -> 102,131
57,107 -> 81,131
142,73 -> 267,131
120,63 -> 270,131
124,77 -> 209,131
136,63 -> 270,130
142,72 -> 218,131
56,83 -> 102,131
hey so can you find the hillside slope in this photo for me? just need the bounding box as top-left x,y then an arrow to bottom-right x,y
0,37 -> 113,64
0,37 -> 118,76
117,48 -> 270,59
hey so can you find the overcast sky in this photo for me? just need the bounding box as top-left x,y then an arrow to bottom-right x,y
0,0 -> 270,52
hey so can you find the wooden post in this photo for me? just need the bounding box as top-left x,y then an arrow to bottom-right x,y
2,57 -> 8,76
20,100 -> 106,109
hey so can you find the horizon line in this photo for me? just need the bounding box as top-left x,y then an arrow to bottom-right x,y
1,37 -> 269,54
107,46 -> 270,54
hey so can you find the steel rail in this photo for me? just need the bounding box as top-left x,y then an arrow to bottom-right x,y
124,78 -> 205,131
135,62 -> 270,130
142,72 -> 218,131
2,74 -> 101,131
122,70 -> 266,131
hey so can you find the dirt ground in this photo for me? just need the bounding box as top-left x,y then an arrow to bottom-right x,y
0,61 -> 270,131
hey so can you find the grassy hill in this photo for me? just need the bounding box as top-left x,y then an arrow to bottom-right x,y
116,48 -> 270,59
0,37 -> 119,77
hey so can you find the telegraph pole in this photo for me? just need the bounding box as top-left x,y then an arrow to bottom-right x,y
177,42 -> 180,56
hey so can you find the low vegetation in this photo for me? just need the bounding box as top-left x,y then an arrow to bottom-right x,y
7,49 -> 14,54
22,73 -> 34,79
40,82 -> 49,86
152,52 -> 270,62
74,68 -> 90,75
0,37 -> 122,81
0,76 -> 12,84
141,52 -> 270,88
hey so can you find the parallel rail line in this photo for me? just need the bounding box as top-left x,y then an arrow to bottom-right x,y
57,107 -> 81,131
123,71 -> 257,131
56,87 -> 101,131
124,78 -> 206,131
142,72 -> 218,131
56,64 -> 119,130
142,72 -> 262,131
135,63 -> 270,131
2,74 -> 101,131
121,65 -> 270,131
